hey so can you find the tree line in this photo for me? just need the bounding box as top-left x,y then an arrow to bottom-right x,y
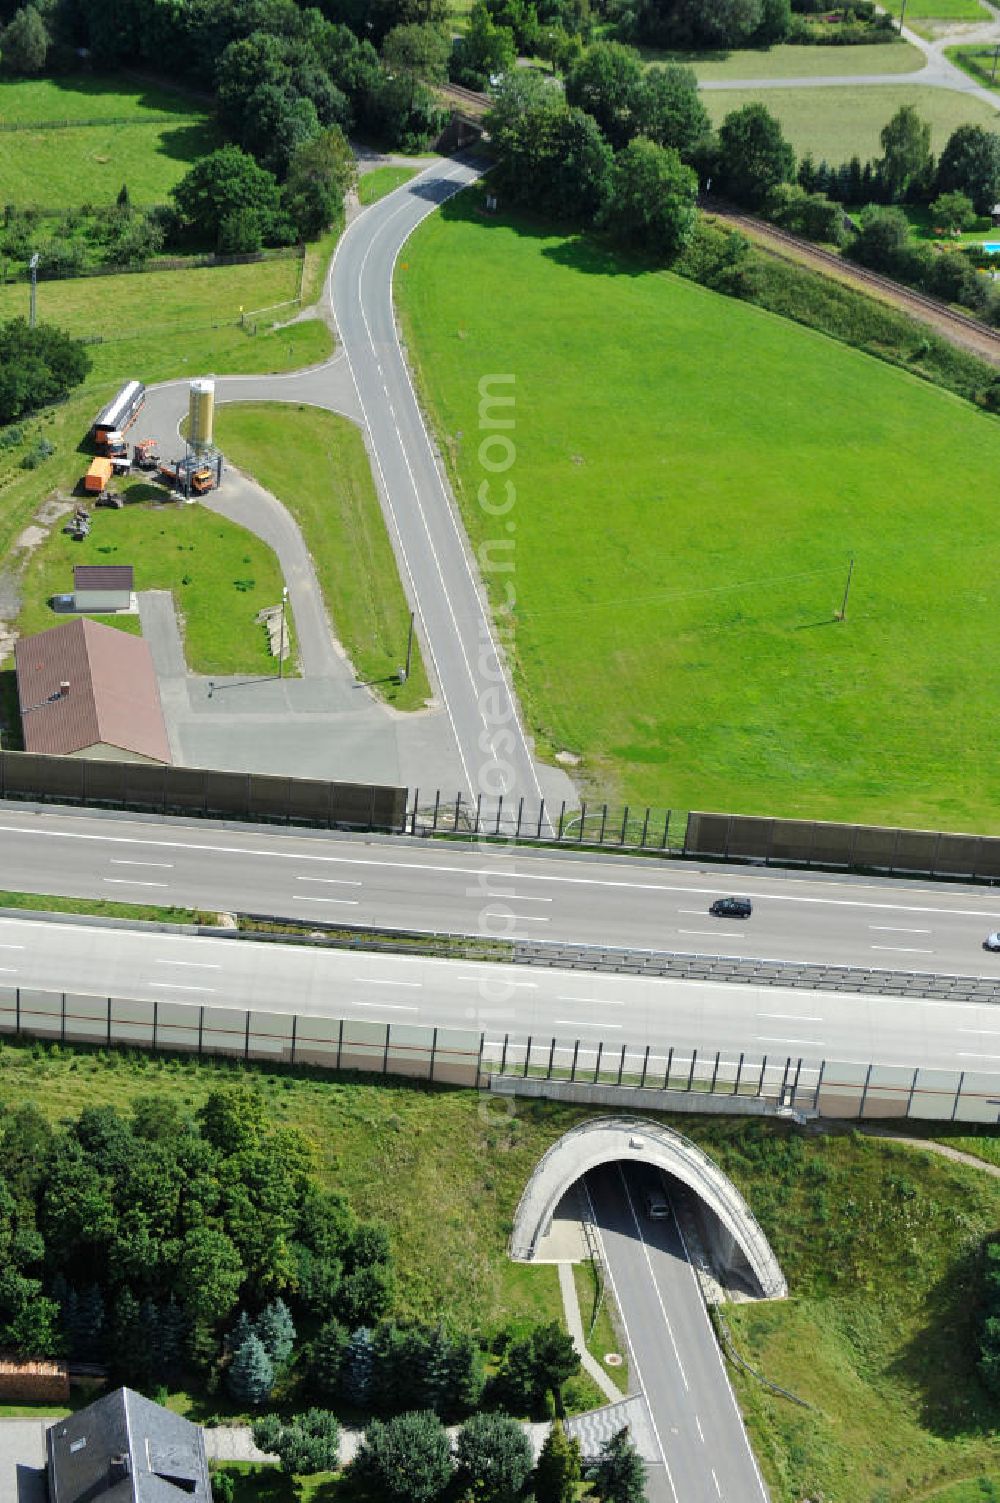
0,1087 -> 395,1378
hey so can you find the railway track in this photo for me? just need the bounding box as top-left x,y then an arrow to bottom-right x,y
708,204 -> 1000,366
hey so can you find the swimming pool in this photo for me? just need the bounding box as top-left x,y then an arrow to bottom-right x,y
983,242 -> 1000,254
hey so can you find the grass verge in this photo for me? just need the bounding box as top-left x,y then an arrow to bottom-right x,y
14,481 -> 297,677
572,1258 -> 629,1395
358,165 -> 418,205
946,43 -> 1000,92
702,83 -> 1000,159
397,190 -> 1000,828
212,403 -> 431,709
0,890 -> 212,923
881,0 -> 986,17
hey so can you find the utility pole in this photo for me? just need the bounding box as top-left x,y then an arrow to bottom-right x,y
402,610 -> 414,685
898,0 -> 907,33
278,585 -> 288,679
28,253 -> 38,329
837,557 -> 854,622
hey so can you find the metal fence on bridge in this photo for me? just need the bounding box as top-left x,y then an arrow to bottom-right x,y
2,981 -> 998,1123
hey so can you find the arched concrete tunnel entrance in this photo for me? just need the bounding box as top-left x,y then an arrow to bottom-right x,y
510,1116 -> 786,1300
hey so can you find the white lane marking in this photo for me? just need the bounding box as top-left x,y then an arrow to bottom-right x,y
295,896 -> 360,905
678,929 -> 742,938
146,982 -> 215,993
695,1415 -> 705,1444
617,1168 -> 689,1391
761,1012 -> 823,1021
109,859 -> 174,868
295,876 -> 363,886
499,894 -> 553,904
0,966 -> 17,974
755,1035 -> 826,1047
102,878 -> 168,888
554,1019 -> 623,1030
678,908 -> 710,915
959,1027 -> 1000,1034
959,1051 -> 1000,1059
0,944 -> 25,950
350,1001 -> 418,1012
580,1177 -> 676,1498
870,945 -> 934,954
484,910 -> 550,923
558,994 -> 625,1006
354,979 -> 422,988
153,959 -> 222,970
869,925 -> 932,933
669,1203 -> 770,1502
455,976 -> 538,988
10,820 -> 1000,920
712,1468 -> 721,1497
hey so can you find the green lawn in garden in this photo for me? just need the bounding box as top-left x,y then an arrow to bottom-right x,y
358,165 -> 418,205
213,404 -> 431,709
702,83 -> 1000,160
14,480 -> 295,677
663,40 -> 924,79
397,190 -> 1000,829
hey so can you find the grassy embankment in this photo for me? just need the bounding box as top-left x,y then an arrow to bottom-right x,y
213,405 -> 431,709
0,1043 -> 997,1501
397,190 -> 1000,831
358,165 -> 418,206
702,83 -> 1000,159
572,1258 -> 629,1395
947,43 -> 1000,92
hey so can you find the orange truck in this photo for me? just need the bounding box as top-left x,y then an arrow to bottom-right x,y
83,457 -> 113,494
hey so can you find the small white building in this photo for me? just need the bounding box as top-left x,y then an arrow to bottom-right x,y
72,564 -> 134,613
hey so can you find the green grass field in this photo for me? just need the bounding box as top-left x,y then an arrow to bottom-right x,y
0,75 -> 216,207
14,482 -> 295,676
358,165 -> 418,205
397,191 -> 1000,829
921,1481 -> 1000,1502
0,75 -> 204,125
213,404 -> 431,709
660,41 -> 924,78
703,83 -> 1000,160
0,1041 -> 997,1502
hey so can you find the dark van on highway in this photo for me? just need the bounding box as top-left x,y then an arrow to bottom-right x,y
709,896 -> 752,919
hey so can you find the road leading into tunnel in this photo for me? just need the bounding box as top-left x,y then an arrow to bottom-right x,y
585,1162 -> 769,1503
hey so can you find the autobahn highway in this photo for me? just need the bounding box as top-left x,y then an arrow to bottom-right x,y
2,903 -> 999,1075
2,804 -> 1000,976
586,1163 -> 767,1503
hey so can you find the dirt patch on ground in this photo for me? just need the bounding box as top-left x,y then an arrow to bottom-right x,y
0,493 -> 76,666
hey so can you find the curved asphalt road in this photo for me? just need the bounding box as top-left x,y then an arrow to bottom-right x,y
329,157 -> 551,816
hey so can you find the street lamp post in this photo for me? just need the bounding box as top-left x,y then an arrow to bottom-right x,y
277,586 -> 288,680
28,253 -> 39,329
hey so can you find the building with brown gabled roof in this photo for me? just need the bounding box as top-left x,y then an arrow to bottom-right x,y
15,617 -> 172,764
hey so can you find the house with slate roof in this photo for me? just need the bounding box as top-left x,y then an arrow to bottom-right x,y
47,1387 -> 212,1503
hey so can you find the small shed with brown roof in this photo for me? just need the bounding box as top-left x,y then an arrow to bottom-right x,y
72,564 -> 134,613
15,617 -> 172,764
